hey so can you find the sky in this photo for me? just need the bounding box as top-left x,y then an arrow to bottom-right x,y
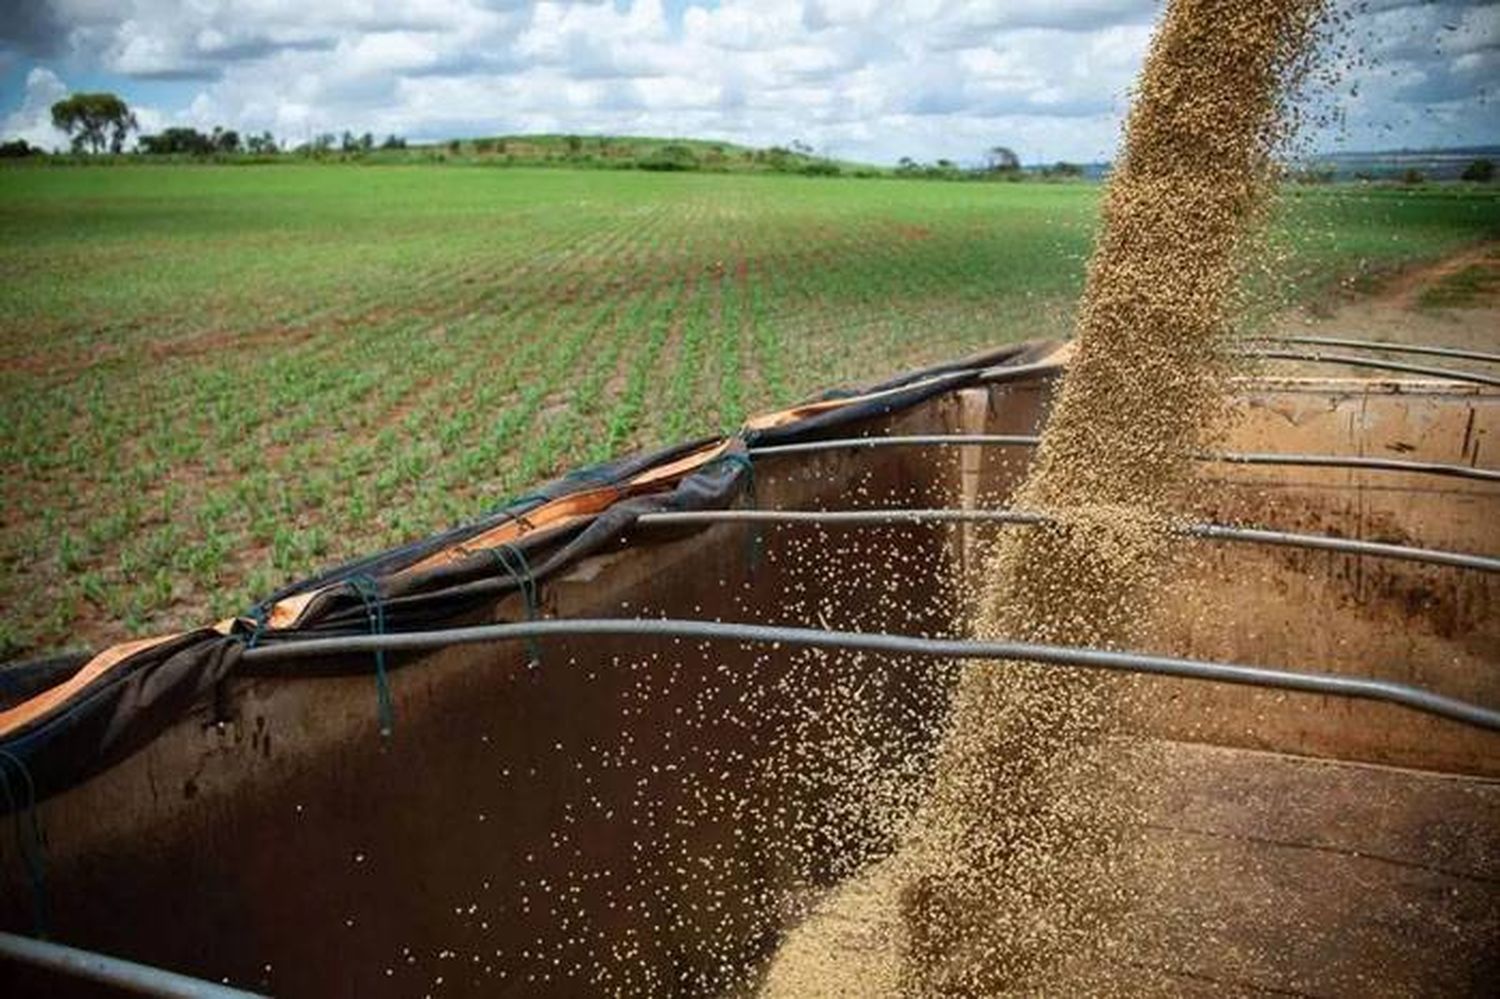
1,0 -> 1496,165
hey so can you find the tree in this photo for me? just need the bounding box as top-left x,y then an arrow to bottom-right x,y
1461,158 -> 1494,183
212,127 -> 241,153
336,130 -> 374,154
246,132 -> 278,154
985,145 -> 1020,173
51,92 -> 138,154
763,146 -> 793,171
380,134 -> 407,150
139,127 -> 214,155
639,144 -> 699,171
0,139 -> 37,158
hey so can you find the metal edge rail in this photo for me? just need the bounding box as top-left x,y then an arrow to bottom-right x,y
1250,349 -> 1500,387
746,435 -> 1500,482
1209,450 -> 1500,482
632,508 -> 1500,573
974,358 -> 1066,384
752,435 -> 1042,455
1262,335 -> 1500,365
0,931 -> 269,999
238,618 -> 1500,732
1188,522 -> 1499,570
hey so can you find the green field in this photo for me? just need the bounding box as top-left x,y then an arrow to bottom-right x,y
1,164 -> 1497,658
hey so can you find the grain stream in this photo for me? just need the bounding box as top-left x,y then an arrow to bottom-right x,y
762,1 -> 1329,994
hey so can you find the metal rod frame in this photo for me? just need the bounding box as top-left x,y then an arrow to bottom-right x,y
238,618 -> 1500,732
1209,450 -> 1500,482
747,435 -> 1500,482
634,508 -> 1500,573
1262,335 -> 1500,365
0,931 -> 268,999
15,344 -> 1498,988
1252,349 -> 1500,388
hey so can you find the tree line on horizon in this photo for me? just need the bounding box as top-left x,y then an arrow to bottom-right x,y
0,91 -> 410,159
0,90 -> 1071,180
6,91 -> 1494,184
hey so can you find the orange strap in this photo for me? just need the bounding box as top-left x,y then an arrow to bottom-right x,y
0,633 -> 183,738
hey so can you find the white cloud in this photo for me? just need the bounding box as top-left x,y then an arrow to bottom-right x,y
2,66 -> 70,150
1,0 -> 1496,163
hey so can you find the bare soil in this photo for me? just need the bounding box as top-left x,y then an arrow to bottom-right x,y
1270,240 -> 1500,361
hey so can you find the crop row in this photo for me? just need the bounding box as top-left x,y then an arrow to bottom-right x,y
1,168 -> 1494,657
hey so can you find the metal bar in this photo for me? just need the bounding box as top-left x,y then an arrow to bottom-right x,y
1251,349 -> 1500,388
747,435 -> 1500,482
633,509 -> 1500,573
974,358 -> 1065,384
752,435 -> 1042,455
641,508 -> 1047,527
1187,523 -> 1499,571
1263,335 -> 1500,365
1208,451 -> 1500,482
239,618 -> 1500,732
0,931 -> 268,999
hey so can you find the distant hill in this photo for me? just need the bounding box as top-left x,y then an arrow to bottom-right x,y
411,133 -> 885,176
1020,146 -> 1499,183
1021,161 -> 1111,180
1294,145 -> 1500,181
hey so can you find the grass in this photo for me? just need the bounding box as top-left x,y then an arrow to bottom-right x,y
1,165 -> 1497,659
1416,250 -> 1500,309
1417,265 -> 1498,308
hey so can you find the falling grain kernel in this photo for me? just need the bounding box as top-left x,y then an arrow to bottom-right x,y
762,1 -> 1330,995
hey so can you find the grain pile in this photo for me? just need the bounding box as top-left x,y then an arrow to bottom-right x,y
764,0 -> 1328,994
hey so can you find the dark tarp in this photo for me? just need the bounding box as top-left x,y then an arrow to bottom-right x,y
0,341 -> 1058,808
